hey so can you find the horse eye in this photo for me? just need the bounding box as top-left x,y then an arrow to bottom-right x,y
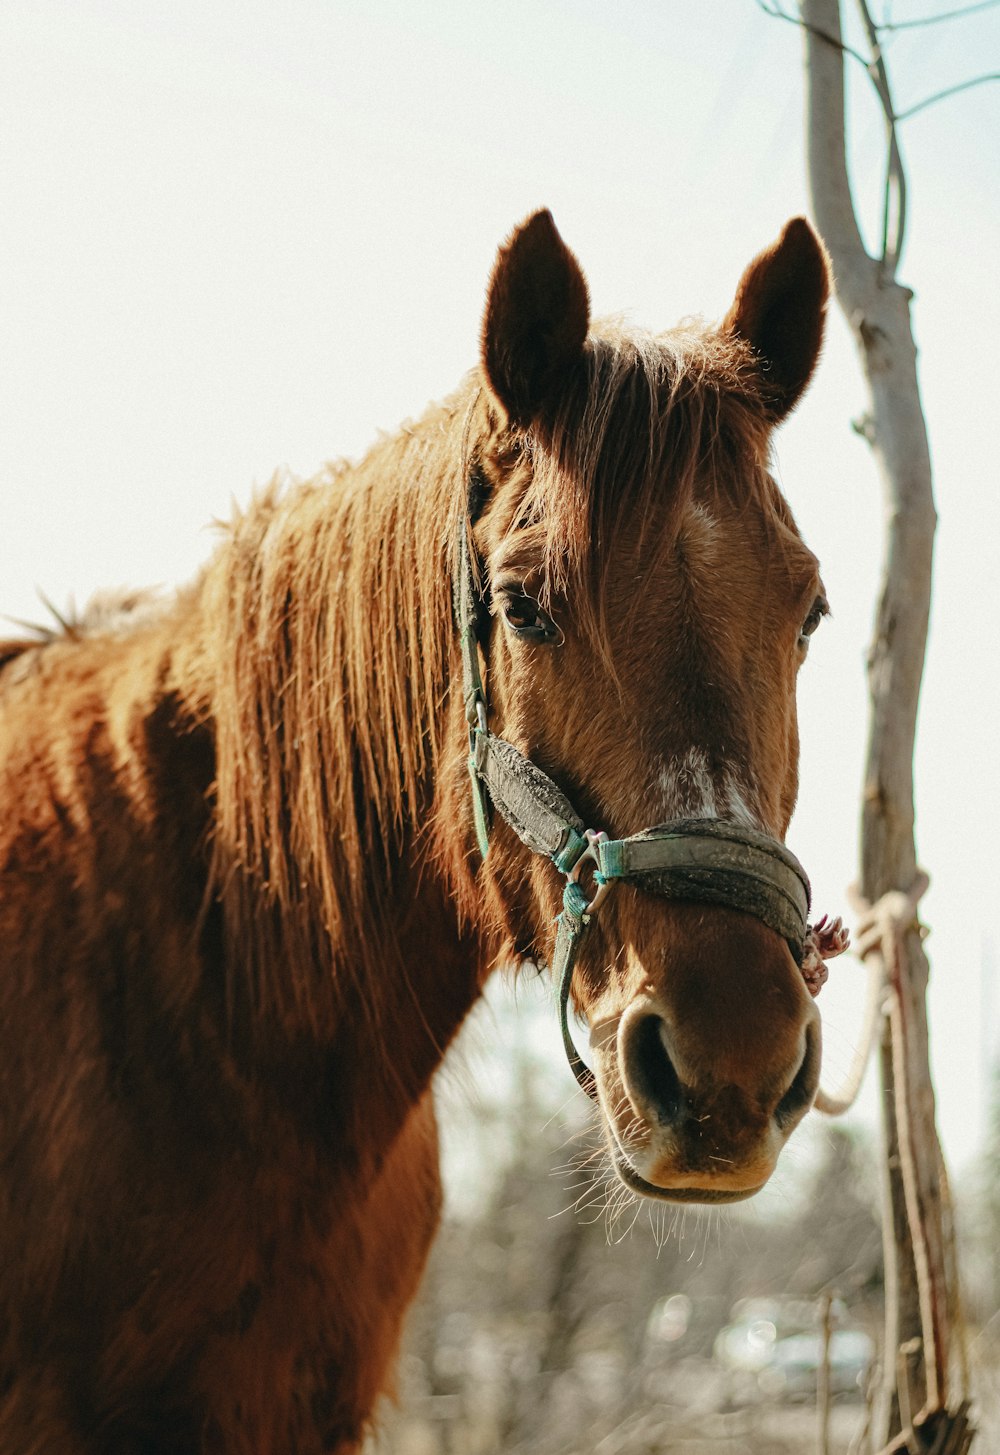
799,596 -> 829,646
498,592 -> 559,642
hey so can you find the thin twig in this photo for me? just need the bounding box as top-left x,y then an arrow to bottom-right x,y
895,1337 -> 918,1448
754,0 -> 875,67
762,0 -> 1000,110
758,0 -> 904,268
878,0 -> 1000,30
855,0 -> 907,271
896,71 -> 1000,119
764,1 -> 999,267
768,0 -> 1000,133
818,1289 -> 835,1455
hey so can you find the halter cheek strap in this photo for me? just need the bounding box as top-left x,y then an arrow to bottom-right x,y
454,483 -> 812,1101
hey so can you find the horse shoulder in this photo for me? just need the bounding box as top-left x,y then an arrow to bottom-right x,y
190,1093 -> 443,1452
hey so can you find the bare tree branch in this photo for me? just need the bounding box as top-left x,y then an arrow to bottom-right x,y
896,71 -> 1000,118
877,0 -> 1000,31
761,0 -> 997,265
800,0 -> 874,286
856,0 -> 907,272
801,3 -> 962,1445
759,0 -> 1000,127
754,0 -> 875,67
760,1 -> 901,268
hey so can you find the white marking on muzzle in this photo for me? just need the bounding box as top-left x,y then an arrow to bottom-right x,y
657,747 -> 760,827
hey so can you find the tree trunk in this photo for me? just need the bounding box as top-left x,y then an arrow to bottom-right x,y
800,3 -> 961,1448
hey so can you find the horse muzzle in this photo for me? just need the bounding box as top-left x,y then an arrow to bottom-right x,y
590,980 -> 821,1203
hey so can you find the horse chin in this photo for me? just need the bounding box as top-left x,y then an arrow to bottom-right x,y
606,1137 -> 767,1206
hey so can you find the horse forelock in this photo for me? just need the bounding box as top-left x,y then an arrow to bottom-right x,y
486,319 -> 779,649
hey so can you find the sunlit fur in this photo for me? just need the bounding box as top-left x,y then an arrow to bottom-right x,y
0,212 -> 828,1452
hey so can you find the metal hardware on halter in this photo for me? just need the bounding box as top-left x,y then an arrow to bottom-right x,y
567,829 -> 613,915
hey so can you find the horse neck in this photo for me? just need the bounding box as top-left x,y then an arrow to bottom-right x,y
200,388 -> 488,1110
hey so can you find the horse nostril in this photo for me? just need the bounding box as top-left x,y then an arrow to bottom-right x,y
623,1014 -> 684,1127
775,1021 -> 821,1130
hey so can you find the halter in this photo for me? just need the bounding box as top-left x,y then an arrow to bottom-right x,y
454,472 -> 811,1101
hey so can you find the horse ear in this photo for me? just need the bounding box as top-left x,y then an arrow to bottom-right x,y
723,217 -> 831,421
481,210 -> 590,427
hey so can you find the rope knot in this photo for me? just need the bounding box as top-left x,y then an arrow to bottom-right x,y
813,871 -> 930,1120
848,871 -> 930,964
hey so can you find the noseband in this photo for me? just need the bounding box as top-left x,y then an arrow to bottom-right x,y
454,475 -> 811,1101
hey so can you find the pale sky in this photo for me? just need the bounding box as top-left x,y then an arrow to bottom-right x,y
2,0 -> 999,1182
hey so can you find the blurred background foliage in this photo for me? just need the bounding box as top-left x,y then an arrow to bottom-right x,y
365,981 -> 1000,1453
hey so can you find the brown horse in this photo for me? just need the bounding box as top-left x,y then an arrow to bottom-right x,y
0,211 -> 832,1452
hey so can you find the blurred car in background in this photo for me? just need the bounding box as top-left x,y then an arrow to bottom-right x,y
713,1297 -> 874,1403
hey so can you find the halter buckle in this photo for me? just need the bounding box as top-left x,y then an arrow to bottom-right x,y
567,829 -> 613,914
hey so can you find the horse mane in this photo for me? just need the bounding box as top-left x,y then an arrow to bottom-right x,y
203,393 -> 471,1041
199,316 -> 782,1041
0,590 -> 169,687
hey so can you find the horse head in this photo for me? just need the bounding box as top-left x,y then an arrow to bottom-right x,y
466,210 -> 831,1204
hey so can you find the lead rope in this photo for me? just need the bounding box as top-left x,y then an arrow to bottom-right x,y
554,837 -> 615,1102
556,881 -> 599,1100
813,878 -> 925,1117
